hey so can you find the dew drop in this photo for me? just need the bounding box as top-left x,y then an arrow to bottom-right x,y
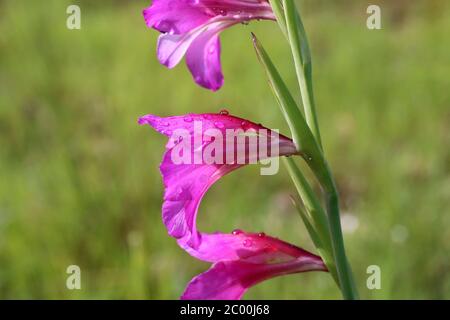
219,109 -> 229,115
243,239 -> 253,247
232,229 -> 243,235
184,115 -> 193,123
257,232 -> 266,238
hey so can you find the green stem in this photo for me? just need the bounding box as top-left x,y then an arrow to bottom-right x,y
324,177 -> 359,300
269,0 -> 288,38
284,157 -> 339,284
283,0 -> 322,148
252,34 -> 358,299
300,146 -> 358,299
281,0 -> 357,299
283,158 -> 331,253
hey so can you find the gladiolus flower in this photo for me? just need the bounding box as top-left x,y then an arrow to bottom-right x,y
138,112 -> 298,247
180,230 -> 327,300
139,113 -> 325,300
143,0 -> 275,91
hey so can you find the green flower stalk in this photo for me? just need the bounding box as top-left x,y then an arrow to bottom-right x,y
283,0 -> 322,148
253,0 -> 360,299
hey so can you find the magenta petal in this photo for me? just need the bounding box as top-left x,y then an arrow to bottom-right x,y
181,231 -> 326,300
181,261 -> 261,300
138,113 -> 297,247
180,232 -> 326,300
157,32 -> 195,68
144,0 -> 275,90
186,30 -> 224,91
143,0 -> 210,34
161,152 -> 241,247
156,18 -> 232,78
180,230 -> 326,300
181,260 -> 324,300
178,231 -> 321,264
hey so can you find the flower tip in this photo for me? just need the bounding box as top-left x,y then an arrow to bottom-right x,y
137,114 -> 159,126
137,116 -> 148,125
179,291 -> 190,301
208,83 -> 223,92
194,74 -> 224,91
142,7 -> 153,27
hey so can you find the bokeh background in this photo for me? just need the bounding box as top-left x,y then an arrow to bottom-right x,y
0,0 -> 449,299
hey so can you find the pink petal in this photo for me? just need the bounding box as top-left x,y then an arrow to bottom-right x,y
143,0 -> 210,34
138,113 -> 297,247
161,152 -> 242,247
181,230 -> 326,299
179,230 -> 321,264
144,0 -> 274,35
182,261 -> 265,300
185,30 -> 223,91
191,0 -> 275,20
156,18 -> 232,76
144,1 -> 275,90
181,250 -> 326,300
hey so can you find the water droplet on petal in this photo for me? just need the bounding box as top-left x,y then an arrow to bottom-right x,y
219,109 -> 229,115
243,239 -> 253,247
257,232 -> 266,237
232,229 -> 243,235
184,115 -> 193,123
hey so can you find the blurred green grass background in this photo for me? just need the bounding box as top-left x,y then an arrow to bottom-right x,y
0,0 -> 449,299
